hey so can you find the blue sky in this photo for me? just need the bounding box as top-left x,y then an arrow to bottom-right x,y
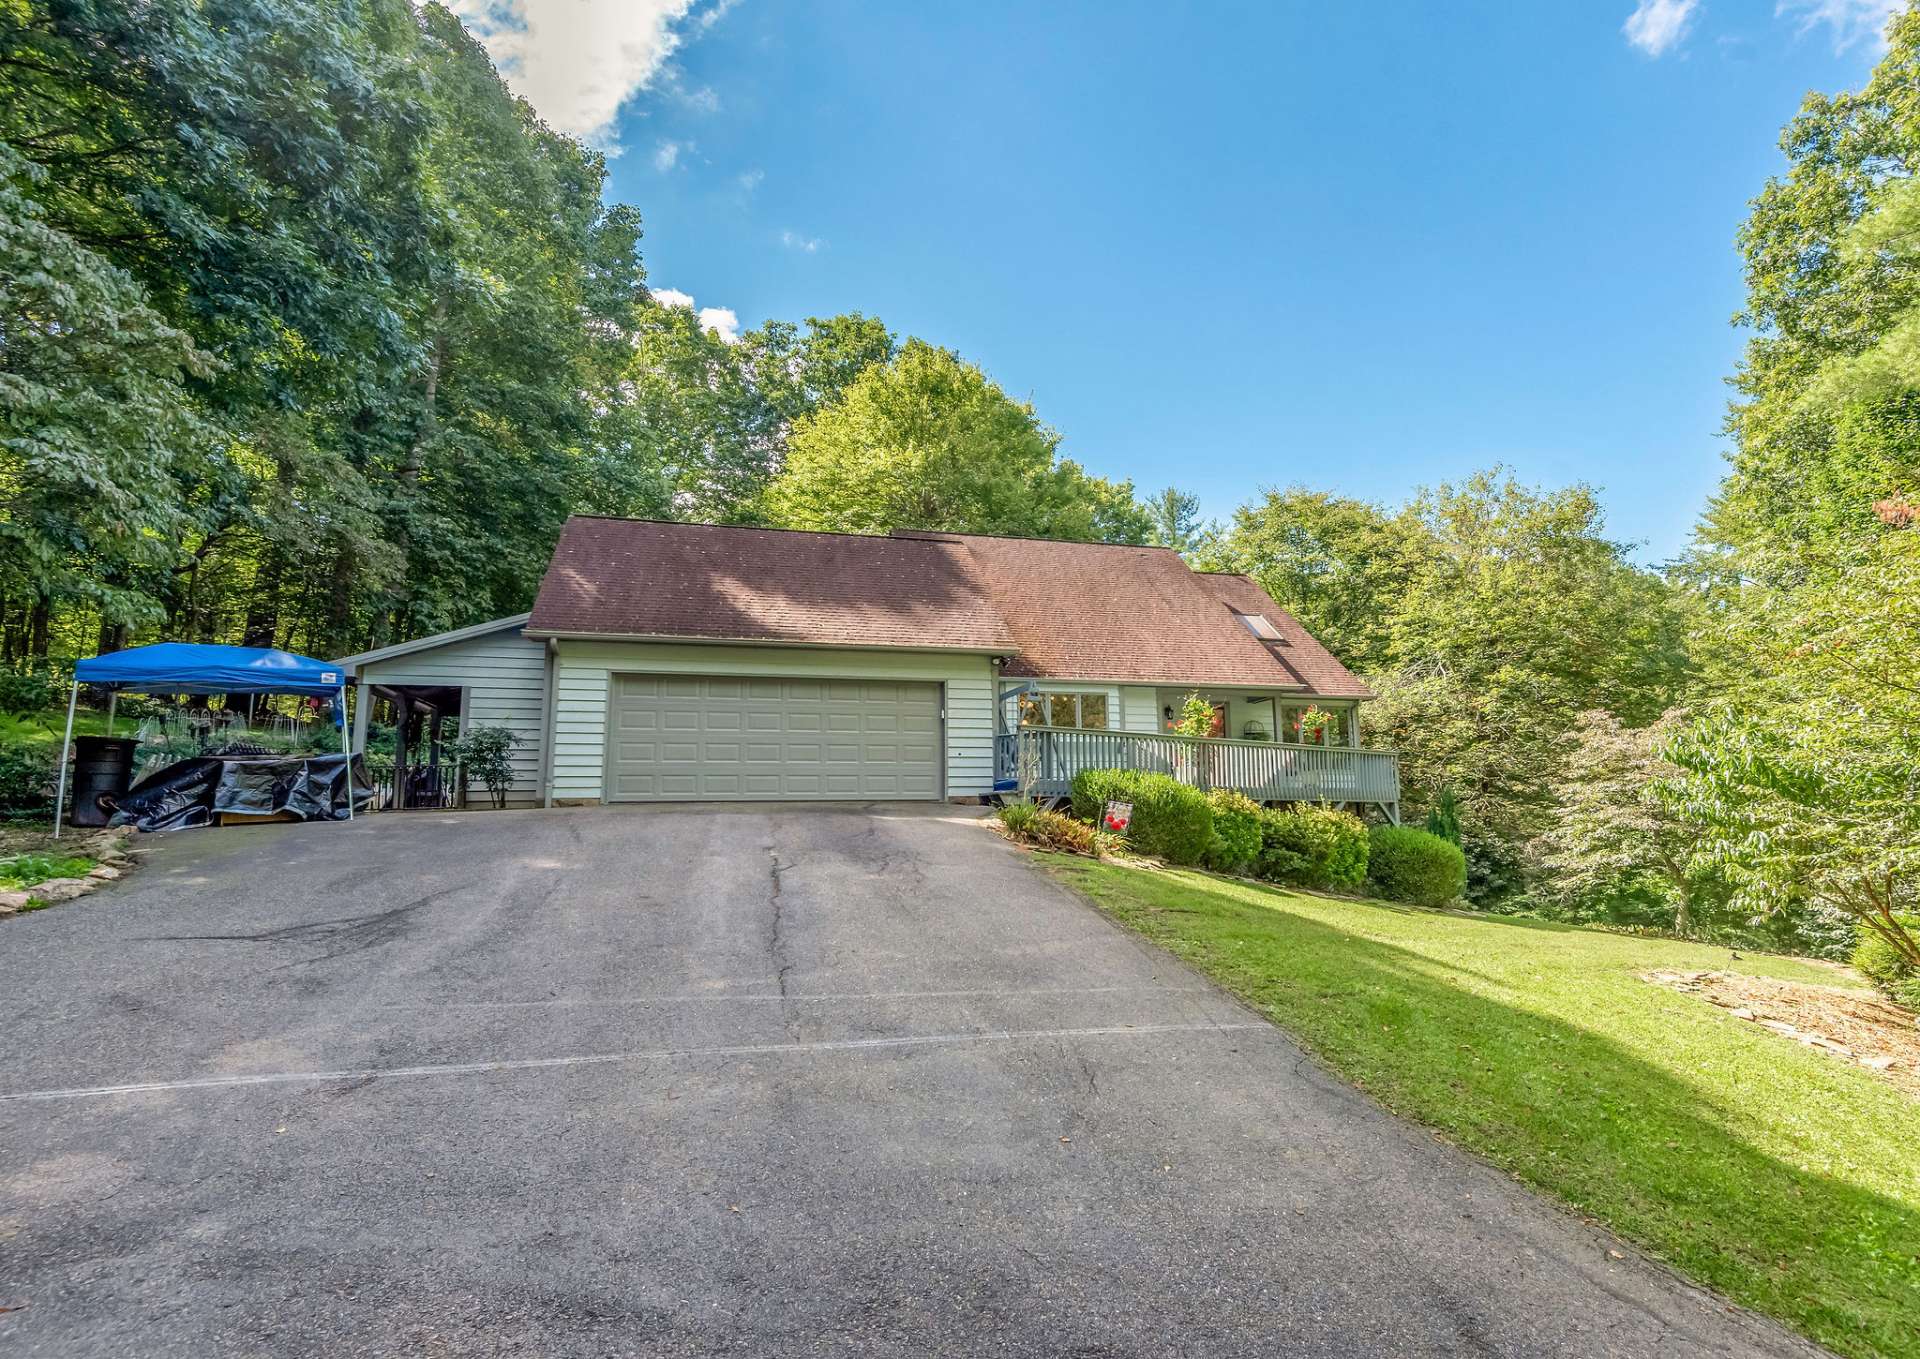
455,0 -> 1901,562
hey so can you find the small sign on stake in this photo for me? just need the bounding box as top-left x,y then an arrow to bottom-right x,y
1103,799 -> 1133,833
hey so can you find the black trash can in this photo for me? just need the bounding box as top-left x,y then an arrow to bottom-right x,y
69,736 -> 137,828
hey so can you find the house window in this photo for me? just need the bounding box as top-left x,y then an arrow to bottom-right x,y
1019,691 -> 1109,730
1281,704 -> 1344,745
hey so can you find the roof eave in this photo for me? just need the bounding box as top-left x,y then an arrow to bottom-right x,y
524,628 -> 1018,656
334,613 -> 533,672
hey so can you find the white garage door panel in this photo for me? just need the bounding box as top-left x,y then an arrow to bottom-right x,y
609,674 -> 941,801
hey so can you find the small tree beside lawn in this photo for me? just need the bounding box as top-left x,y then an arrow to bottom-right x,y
1534,709 -> 1706,936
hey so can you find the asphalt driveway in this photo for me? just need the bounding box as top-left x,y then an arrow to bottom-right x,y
1,805 -> 1822,1358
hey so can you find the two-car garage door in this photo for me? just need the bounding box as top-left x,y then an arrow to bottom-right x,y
608,674 -> 942,801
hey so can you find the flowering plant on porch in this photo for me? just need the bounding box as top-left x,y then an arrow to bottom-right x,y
1167,691 -> 1216,738
1294,705 -> 1337,744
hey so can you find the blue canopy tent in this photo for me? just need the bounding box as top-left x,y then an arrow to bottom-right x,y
55,644 -> 353,836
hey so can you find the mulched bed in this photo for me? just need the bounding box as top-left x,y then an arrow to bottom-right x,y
1643,968 -> 1920,1099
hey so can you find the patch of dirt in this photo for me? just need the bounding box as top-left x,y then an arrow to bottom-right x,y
1644,969 -> 1920,1099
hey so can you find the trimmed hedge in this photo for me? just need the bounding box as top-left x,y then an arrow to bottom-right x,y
1067,768 -> 1215,866
1367,824 -> 1467,906
1256,805 -> 1368,890
1205,790 -> 1264,874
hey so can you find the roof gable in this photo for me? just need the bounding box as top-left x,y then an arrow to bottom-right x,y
901,532 -> 1368,695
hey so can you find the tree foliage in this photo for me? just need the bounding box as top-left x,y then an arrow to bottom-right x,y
762,340 -> 1152,541
1533,710 -> 1704,935
1206,471 -> 1691,902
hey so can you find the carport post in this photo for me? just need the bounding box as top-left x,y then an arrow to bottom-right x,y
51,680 -> 79,840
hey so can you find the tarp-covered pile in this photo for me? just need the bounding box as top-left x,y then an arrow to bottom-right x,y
106,754 -> 372,832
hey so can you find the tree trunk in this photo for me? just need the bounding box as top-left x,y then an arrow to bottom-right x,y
28,597 -> 51,660
324,547 -> 357,659
387,292 -> 450,643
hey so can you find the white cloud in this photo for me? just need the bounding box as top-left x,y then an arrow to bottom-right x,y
698,306 -> 741,344
737,168 -> 765,193
653,139 -> 686,171
1623,0 -> 1699,56
651,286 -> 740,342
1777,0 -> 1902,52
446,0 -> 736,146
780,229 -> 824,253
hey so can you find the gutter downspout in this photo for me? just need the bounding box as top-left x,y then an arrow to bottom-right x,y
540,636 -> 558,807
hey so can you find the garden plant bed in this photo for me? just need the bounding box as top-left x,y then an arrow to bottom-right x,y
0,826 -> 135,916
1643,969 -> 1920,1098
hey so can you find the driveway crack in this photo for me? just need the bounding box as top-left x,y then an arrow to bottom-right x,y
766,846 -> 798,1034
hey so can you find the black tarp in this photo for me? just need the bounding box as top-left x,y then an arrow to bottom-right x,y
105,754 -> 374,832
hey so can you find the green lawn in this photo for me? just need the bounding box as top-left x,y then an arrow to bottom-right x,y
1045,857 -> 1920,1359
0,706 -> 117,749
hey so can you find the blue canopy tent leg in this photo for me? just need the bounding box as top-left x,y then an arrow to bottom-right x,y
52,679 -> 79,840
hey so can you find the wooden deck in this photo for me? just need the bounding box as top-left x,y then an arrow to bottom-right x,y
996,728 -> 1400,820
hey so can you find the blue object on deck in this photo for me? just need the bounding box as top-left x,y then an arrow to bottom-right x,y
74,643 -> 347,699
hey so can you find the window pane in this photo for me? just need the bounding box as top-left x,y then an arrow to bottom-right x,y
1018,695 -> 1044,728
1079,694 -> 1108,729
1049,694 -> 1079,728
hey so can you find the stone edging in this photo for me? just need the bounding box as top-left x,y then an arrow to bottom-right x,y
0,827 -> 138,917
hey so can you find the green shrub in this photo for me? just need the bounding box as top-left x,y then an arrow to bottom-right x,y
1423,787 -> 1462,845
1257,805 -> 1369,889
0,738 -> 54,819
1850,915 -> 1920,998
1032,809 -> 1098,855
1205,790 -> 1264,874
1069,767 -> 1139,822
1067,768 -> 1215,866
997,800 -> 1040,836
1894,978 -> 1920,1012
1124,774 -> 1214,865
448,723 -> 522,808
0,662 -> 61,716
1368,824 -> 1468,906
999,802 -> 1098,855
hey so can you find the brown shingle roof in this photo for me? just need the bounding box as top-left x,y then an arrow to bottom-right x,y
901,532 -> 1370,696
527,518 -> 1017,652
1194,572 -> 1373,700
525,517 -> 1371,700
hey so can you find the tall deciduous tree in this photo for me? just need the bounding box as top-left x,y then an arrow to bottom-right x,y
1146,487 -> 1205,552
762,339 -> 1151,542
1203,471 -> 1690,901
0,150 -> 213,639
1534,710 -> 1702,936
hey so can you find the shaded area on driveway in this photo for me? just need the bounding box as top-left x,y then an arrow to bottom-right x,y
0,805 -> 1828,1357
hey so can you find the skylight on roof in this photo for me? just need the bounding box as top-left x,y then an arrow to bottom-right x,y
1235,612 -> 1283,641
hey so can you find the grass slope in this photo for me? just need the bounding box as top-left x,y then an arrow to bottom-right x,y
1,707 -> 115,750
1046,857 -> 1919,1359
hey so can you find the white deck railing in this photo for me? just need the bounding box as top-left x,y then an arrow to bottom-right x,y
995,728 -> 1400,810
